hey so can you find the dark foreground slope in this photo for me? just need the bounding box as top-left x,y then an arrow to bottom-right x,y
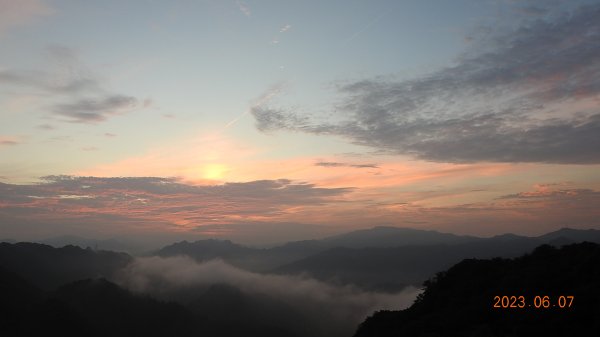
354,242 -> 600,337
0,243 -> 331,337
0,242 -> 132,290
0,268 -> 202,337
0,268 -> 301,337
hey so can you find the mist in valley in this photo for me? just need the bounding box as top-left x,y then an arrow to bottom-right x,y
117,255 -> 420,337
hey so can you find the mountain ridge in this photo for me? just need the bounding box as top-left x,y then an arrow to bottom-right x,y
353,242 -> 600,337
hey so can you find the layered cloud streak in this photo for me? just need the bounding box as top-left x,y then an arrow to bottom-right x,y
0,175 -> 351,235
1,175 -> 599,239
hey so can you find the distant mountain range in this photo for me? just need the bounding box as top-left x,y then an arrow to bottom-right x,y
353,242 -> 600,337
156,227 -> 600,291
153,226 -> 496,271
275,227 -> 600,291
4,227 -> 600,292
322,226 -> 478,248
37,235 -> 152,254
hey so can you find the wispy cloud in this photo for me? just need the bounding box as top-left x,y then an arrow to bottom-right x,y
37,124 -> 55,130
0,68 -> 98,93
279,24 -> 291,33
224,82 -> 285,130
236,0 -> 251,17
315,161 -> 379,169
0,45 -> 147,124
497,184 -> 599,201
343,11 -> 387,45
0,45 -> 99,93
271,23 -> 292,44
0,136 -> 20,146
253,4 -> 600,164
52,95 -> 139,123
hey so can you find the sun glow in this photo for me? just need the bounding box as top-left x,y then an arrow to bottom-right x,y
202,163 -> 228,180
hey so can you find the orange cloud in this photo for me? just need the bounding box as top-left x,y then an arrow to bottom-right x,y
1,175 -> 599,240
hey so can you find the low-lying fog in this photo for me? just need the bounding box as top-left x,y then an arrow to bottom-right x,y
117,256 -> 420,337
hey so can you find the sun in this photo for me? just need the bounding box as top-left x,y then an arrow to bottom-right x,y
203,163 -> 227,180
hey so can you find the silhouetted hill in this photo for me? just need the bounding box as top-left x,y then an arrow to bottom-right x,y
188,284 -> 302,337
0,271 -> 204,337
0,266 -> 45,336
275,229 -> 600,291
324,226 -> 478,248
0,242 -> 132,290
353,242 -> 600,337
156,239 -> 327,272
156,239 -> 271,271
53,278 -> 203,337
39,235 -> 142,253
0,269 -> 307,337
152,228 -> 600,291
158,239 -> 255,259
153,227 -> 488,274
539,228 -> 600,244
274,240 -> 540,291
1,266 -> 94,337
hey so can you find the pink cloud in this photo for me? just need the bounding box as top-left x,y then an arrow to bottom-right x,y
0,136 -> 21,146
2,175 -> 598,240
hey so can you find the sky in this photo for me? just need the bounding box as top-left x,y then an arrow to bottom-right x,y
1,0 -> 600,246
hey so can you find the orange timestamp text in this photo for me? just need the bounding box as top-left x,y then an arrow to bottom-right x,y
493,295 -> 574,309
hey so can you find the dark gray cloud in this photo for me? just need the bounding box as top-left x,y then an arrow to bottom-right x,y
52,95 -> 139,123
0,45 -> 146,124
252,106 -> 310,133
252,4 -> 600,164
315,161 -> 379,169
